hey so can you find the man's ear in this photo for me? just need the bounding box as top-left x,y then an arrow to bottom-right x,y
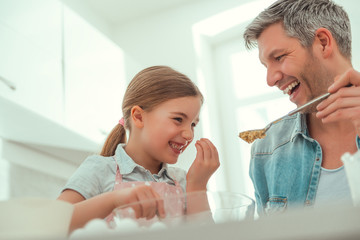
314,28 -> 334,58
131,106 -> 144,128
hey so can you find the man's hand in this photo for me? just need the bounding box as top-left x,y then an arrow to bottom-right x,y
316,68 -> 360,135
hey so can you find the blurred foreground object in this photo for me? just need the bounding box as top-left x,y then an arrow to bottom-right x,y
70,191 -> 254,239
0,198 -> 73,239
342,150 -> 360,206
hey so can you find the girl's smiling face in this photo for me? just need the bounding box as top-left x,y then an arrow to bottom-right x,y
136,96 -> 202,171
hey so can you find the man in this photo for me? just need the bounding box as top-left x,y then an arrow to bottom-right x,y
243,0 -> 360,215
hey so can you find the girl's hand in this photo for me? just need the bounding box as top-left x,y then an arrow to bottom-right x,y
59,186 -> 165,232
113,185 -> 165,219
186,138 -> 220,192
316,68 -> 360,135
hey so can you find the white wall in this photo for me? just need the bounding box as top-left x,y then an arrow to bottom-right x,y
112,0 -> 253,78
339,0 -> 360,68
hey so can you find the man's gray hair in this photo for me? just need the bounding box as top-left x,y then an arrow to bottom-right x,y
243,0 -> 352,60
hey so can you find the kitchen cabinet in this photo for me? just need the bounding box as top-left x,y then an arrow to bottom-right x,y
0,0 -> 63,123
63,6 -> 126,142
0,1 -> 127,144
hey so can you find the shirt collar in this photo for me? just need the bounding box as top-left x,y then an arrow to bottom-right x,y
114,144 -> 170,176
290,113 -> 309,141
291,114 -> 360,147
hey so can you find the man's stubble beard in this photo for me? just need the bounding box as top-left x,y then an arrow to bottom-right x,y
299,53 -> 334,114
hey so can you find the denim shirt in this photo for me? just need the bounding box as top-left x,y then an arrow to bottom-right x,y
249,113 -> 360,215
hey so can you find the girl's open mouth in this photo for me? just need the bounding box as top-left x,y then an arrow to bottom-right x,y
169,141 -> 187,153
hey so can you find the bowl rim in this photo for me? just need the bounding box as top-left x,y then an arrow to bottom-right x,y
112,190 -> 255,212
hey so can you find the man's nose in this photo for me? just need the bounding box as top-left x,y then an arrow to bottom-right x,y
266,66 -> 283,87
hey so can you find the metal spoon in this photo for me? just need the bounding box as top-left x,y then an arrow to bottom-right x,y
238,92 -> 331,143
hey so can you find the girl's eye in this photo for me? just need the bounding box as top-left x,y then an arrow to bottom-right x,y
191,122 -> 197,127
174,118 -> 182,123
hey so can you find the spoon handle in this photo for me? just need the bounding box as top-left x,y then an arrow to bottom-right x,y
287,92 -> 331,116
265,92 -> 331,132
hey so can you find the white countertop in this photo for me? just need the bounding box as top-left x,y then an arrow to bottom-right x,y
17,203 -> 356,240
70,203 -> 360,240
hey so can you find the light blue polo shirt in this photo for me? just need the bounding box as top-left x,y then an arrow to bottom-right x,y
62,144 -> 187,199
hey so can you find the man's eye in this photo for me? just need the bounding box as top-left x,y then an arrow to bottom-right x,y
275,54 -> 285,61
192,122 -> 197,127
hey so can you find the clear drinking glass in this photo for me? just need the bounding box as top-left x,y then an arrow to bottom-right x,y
109,190 -> 255,231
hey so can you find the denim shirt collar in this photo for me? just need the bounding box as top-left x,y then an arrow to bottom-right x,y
290,113 -> 360,148
290,113 -> 308,142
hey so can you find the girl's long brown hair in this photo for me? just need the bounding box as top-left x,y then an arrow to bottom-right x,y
100,66 -> 203,157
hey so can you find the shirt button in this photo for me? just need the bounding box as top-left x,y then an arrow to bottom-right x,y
316,158 -> 320,161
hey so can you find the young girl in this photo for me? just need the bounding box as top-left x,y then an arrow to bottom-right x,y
58,66 -> 219,232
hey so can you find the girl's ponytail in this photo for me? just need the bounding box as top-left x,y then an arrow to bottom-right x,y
100,123 -> 127,157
